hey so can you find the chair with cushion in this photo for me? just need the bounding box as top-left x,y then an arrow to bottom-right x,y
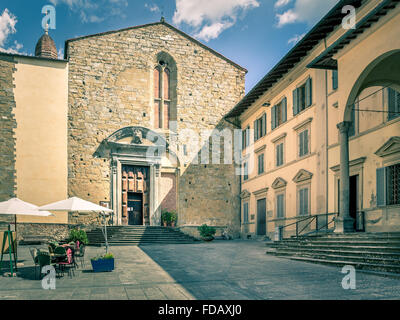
56,248 -> 75,278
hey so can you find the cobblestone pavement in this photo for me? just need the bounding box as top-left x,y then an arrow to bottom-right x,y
0,240 -> 399,300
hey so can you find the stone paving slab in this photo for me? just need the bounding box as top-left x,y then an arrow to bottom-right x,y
0,241 -> 399,300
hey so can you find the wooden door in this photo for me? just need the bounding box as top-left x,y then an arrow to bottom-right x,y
257,198 -> 266,236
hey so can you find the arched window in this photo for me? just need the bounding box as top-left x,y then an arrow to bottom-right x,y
153,53 -> 176,131
154,63 -> 171,129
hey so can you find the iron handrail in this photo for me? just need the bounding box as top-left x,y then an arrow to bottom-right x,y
279,212 -> 338,238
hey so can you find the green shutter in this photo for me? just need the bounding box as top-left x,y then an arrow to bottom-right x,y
293,89 -> 298,116
271,106 -> 276,130
262,113 -> 267,136
376,167 -> 386,206
388,88 -> 397,120
254,120 -> 258,141
304,130 -> 309,155
332,70 -> 338,90
306,77 -> 312,107
300,131 -> 304,156
282,97 -> 287,122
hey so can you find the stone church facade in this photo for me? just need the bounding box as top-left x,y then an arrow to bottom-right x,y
0,20 -> 246,238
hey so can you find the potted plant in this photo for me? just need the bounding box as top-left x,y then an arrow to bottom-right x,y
91,253 -> 114,272
170,210 -> 177,227
197,224 -> 216,241
68,228 -> 89,245
161,209 -> 170,227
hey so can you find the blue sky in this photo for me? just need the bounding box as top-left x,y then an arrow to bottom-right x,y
0,0 -> 338,92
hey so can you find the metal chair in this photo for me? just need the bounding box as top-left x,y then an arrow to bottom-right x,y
56,248 -> 75,278
29,248 -> 39,279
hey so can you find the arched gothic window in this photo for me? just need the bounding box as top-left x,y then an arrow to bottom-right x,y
154,62 -> 171,129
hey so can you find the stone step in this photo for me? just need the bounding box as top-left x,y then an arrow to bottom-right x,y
283,256 -> 400,273
266,243 -> 400,252
267,249 -> 400,265
87,226 -> 196,245
266,246 -> 400,259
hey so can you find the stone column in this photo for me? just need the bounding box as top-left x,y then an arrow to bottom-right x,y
334,121 -> 354,233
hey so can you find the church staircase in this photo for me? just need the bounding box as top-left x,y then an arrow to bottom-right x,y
266,232 -> 400,274
86,226 -> 198,246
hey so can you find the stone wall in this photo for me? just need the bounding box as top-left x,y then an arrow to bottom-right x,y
2,222 -> 96,243
66,22 -> 245,234
0,56 -> 16,206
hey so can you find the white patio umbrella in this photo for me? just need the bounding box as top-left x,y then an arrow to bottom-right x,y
0,198 -> 54,275
38,197 -> 113,253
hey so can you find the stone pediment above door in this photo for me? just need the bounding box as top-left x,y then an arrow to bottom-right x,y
292,169 -> 313,183
375,136 -> 400,157
107,126 -> 166,146
271,177 -> 287,189
94,126 -> 168,158
240,190 -> 251,199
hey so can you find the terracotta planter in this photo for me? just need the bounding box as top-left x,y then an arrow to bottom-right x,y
201,236 -> 214,242
171,221 -> 176,227
163,221 -> 167,227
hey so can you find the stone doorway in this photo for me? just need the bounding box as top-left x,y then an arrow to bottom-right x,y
122,165 -> 150,226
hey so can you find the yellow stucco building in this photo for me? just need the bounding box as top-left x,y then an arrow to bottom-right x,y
226,0 -> 400,239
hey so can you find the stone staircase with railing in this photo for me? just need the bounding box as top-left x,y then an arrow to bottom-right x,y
266,232 -> 400,273
86,226 -> 198,246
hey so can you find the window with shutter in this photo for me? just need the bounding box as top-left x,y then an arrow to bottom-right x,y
258,153 -> 264,175
293,88 -> 298,116
388,88 -> 400,121
299,187 -> 309,216
276,143 -> 284,167
332,70 -> 338,90
271,106 -> 277,130
306,77 -> 312,107
282,97 -> 287,122
299,129 -> 309,157
243,202 -> 249,223
254,120 -> 258,141
276,194 -> 285,218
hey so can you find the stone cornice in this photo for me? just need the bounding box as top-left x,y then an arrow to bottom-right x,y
293,117 -> 313,131
271,177 -> 287,189
330,156 -> 367,172
375,136 -> 400,158
271,133 -> 287,144
293,169 -> 313,183
252,187 -> 269,197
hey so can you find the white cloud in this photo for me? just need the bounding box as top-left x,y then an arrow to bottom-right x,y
145,3 -> 160,13
0,8 -> 17,47
195,21 -> 234,42
51,0 -> 128,23
173,0 -> 260,41
274,0 -> 291,8
0,9 -> 26,54
276,0 -> 338,27
277,9 -> 298,27
287,32 -> 305,45
58,47 -> 64,59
